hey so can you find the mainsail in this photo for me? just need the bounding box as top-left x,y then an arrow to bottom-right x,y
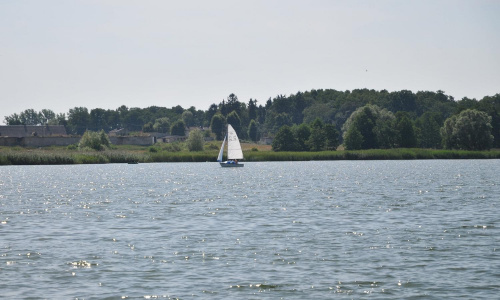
227,124 -> 243,160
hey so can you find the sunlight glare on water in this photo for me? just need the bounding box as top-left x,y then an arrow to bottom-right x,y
0,160 -> 499,299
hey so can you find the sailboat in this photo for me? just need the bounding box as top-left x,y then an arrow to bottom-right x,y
217,124 -> 244,167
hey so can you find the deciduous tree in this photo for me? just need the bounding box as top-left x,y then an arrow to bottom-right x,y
186,129 -> 204,151
441,109 -> 494,150
272,125 -> 297,151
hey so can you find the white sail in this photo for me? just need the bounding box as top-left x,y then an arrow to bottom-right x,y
227,124 -> 243,160
217,135 -> 226,162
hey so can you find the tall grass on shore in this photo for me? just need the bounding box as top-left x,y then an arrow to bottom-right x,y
0,149 -> 144,165
244,148 -> 500,161
2,151 -> 76,165
149,151 -> 216,162
1,147 -> 500,165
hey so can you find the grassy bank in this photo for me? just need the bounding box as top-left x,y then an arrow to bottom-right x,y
1,145 -> 500,165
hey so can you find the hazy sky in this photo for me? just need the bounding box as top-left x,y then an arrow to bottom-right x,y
1,0 -> 499,119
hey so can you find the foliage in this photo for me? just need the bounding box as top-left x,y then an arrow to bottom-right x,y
272,120 -> 339,152
324,124 -> 340,150
186,129 -> 204,151
293,123 -> 311,151
210,114 -> 225,140
415,111 -> 443,148
4,89 -> 500,153
272,126 -> 297,151
227,111 -> 242,137
182,111 -> 194,127
170,120 -> 186,136
4,109 -> 58,125
394,112 -> 417,148
248,119 -> 259,142
68,107 -> 90,135
78,130 -> 111,151
308,118 -> 326,151
142,122 -> 154,132
440,109 -> 494,150
342,104 -> 396,150
344,126 -> 364,150
153,117 -> 170,133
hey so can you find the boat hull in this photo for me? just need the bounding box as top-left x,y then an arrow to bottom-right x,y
220,162 -> 244,167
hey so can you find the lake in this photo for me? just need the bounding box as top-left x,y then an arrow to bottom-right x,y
1,160 -> 499,299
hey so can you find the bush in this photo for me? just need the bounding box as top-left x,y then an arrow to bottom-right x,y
79,130 -> 111,151
186,129 -> 204,151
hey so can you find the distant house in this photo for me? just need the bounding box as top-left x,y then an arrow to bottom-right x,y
0,125 -> 67,137
160,135 -> 187,143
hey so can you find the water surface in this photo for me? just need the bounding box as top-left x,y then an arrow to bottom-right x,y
1,160 -> 499,299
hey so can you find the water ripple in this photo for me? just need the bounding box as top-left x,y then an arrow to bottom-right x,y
1,160 -> 499,298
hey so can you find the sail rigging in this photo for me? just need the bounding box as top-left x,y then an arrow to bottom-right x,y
218,124 -> 244,167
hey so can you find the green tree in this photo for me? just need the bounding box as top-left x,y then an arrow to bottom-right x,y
302,102 -> 334,124
374,118 -> 397,149
142,122 -> 154,132
68,107 -> 90,135
89,108 -> 109,132
440,115 -> 458,149
308,118 -> 326,151
343,126 -> 364,150
225,93 -> 242,117
272,125 -> 297,151
415,112 -> 442,148
248,119 -> 259,142
324,124 -> 339,150
210,114 -> 226,140
182,110 -> 195,127
99,130 -> 111,148
477,93 -> 500,148
274,112 -> 292,132
293,123 -> 311,151
342,104 -> 395,149
153,117 -> 170,133
206,104 -> 219,127
441,109 -> 494,150
186,129 -> 204,151
388,90 -> 417,113
79,130 -> 111,151
227,111 -> 242,137
4,113 -> 22,125
248,99 -> 258,121
395,112 -> 417,148
39,109 -> 56,125
48,113 -> 67,126
170,120 -> 186,136
122,108 -> 143,132
351,108 -> 377,149
19,109 -> 41,125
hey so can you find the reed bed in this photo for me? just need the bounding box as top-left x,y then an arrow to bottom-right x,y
1,146 -> 499,165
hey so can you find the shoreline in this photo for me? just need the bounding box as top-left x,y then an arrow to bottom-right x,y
1,146 -> 500,165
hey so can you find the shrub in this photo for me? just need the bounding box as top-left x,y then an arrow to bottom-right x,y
79,130 -> 111,151
186,129 -> 204,151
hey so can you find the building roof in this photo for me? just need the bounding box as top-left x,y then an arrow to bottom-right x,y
0,125 -> 67,137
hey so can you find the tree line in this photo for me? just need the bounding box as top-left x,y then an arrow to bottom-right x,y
3,89 -> 499,150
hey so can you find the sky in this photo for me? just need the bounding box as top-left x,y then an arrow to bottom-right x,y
1,0 -> 499,120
